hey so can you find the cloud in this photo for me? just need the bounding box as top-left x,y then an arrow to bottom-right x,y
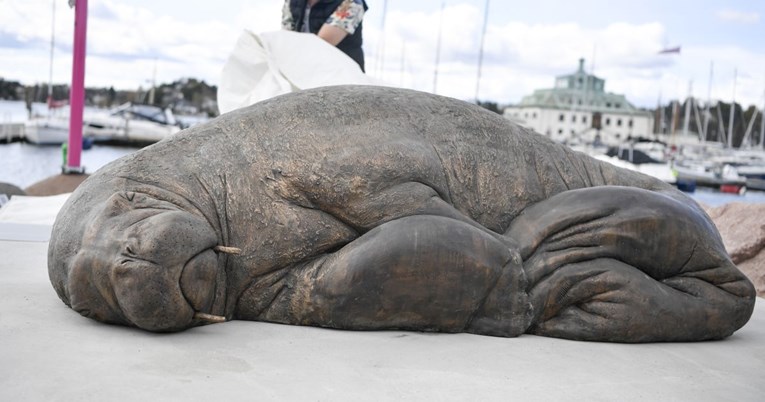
365,3 -> 679,106
1,0 -> 763,111
0,0 -> 286,91
716,9 -> 760,24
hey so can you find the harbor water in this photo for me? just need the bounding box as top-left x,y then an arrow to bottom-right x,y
3,140 -> 765,206
2,100 -> 765,205
0,141 -> 139,188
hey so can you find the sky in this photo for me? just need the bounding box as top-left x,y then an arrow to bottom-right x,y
1,0 -> 764,109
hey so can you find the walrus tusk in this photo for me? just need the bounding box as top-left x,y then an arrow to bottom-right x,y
193,312 -> 227,323
214,245 -> 241,255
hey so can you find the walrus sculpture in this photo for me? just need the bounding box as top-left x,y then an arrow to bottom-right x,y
48,86 -> 756,342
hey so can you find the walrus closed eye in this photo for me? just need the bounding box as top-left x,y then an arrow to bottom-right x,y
48,85 -> 756,342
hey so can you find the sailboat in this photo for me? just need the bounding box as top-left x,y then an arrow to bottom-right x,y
24,0 -> 74,145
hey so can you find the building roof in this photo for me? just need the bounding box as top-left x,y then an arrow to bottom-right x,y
517,58 -> 648,116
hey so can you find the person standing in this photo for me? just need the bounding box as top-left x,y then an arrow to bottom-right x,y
282,0 -> 368,72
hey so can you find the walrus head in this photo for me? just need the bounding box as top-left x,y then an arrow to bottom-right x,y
49,190 -> 231,332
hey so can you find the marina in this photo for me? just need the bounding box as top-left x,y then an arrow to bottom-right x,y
3,124 -> 765,207
1,100 -> 204,147
1,1 -> 764,400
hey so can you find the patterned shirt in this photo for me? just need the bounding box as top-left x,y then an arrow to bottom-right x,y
282,0 -> 365,35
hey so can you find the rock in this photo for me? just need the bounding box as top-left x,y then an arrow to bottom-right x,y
0,182 -> 26,197
705,202 -> 765,297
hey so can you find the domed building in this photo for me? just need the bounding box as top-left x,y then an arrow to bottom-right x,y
504,59 -> 653,145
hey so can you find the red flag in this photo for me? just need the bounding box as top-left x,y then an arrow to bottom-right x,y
658,46 -> 681,54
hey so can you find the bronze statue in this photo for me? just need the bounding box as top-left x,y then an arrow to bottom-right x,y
48,86 -> 756,342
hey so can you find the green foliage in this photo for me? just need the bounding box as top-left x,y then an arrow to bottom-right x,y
0,79 -> 25,100
13,78 -> 220,117
476,100 -> 502,114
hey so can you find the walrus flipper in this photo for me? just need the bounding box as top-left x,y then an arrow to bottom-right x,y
282,215 -> 532,337
506,186 -> 756,342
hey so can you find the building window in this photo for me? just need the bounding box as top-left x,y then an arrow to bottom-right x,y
571,115 -> 576,123
558,129 -> 563,134
582,116 -> 588,124
532,112 -> 537,119
617,119 -> 622,127
524,112 -> 528,118
559,114 -> 564,122
570,129 -> 575,135
628,119 -> 633,128
606,102 -> 611,108
605,117 -> 611,126
615,103 -> 621,109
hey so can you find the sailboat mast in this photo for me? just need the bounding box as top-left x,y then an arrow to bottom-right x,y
760,87 -> 765,150
474,0 -> 489,102
702,61 -> 713,144
47,0 -> 56,107
432,1 -> 445,94
682,81 -> 692,136
655,92 -> 662,136
742,109 -> 758,148
400,43 -> 406,87
727,68 -> 737,148
374,0 -> 388,79
693,95 -> 705,142
717,105 -> 727,145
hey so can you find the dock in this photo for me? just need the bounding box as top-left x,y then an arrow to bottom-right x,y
0,122 -> 25,143
0,193 -> 764,400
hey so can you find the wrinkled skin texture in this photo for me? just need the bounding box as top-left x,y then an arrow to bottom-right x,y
48,86 -> 756,341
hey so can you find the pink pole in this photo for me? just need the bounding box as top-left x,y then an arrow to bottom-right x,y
66,0 -> 87,172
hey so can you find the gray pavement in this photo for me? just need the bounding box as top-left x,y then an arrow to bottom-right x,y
1,236 -> 764,401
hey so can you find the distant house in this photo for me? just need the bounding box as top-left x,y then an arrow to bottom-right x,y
503,59 -> 653,145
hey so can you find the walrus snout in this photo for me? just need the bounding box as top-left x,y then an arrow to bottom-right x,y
60,191 -> 227,331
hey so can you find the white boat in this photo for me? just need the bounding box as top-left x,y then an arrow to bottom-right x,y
23,103 -> 182,145
83,103 -> 182,144
23,115 -> 71,145
570,143 -> 677,185
591,153 -> 677,185
673,160 -> 747,194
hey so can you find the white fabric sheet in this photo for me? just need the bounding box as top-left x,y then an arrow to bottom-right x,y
217,30 -> 386,114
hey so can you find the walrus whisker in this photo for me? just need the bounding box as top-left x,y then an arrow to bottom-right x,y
214,245 -> 241,255
193,312 -> 227,323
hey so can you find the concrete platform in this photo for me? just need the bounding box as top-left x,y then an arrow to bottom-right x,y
1,206 -> 764,400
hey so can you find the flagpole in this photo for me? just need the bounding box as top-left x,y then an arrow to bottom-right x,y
65,0 -> 87,173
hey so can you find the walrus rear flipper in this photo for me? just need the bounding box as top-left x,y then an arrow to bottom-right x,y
506,186 -> 756,342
